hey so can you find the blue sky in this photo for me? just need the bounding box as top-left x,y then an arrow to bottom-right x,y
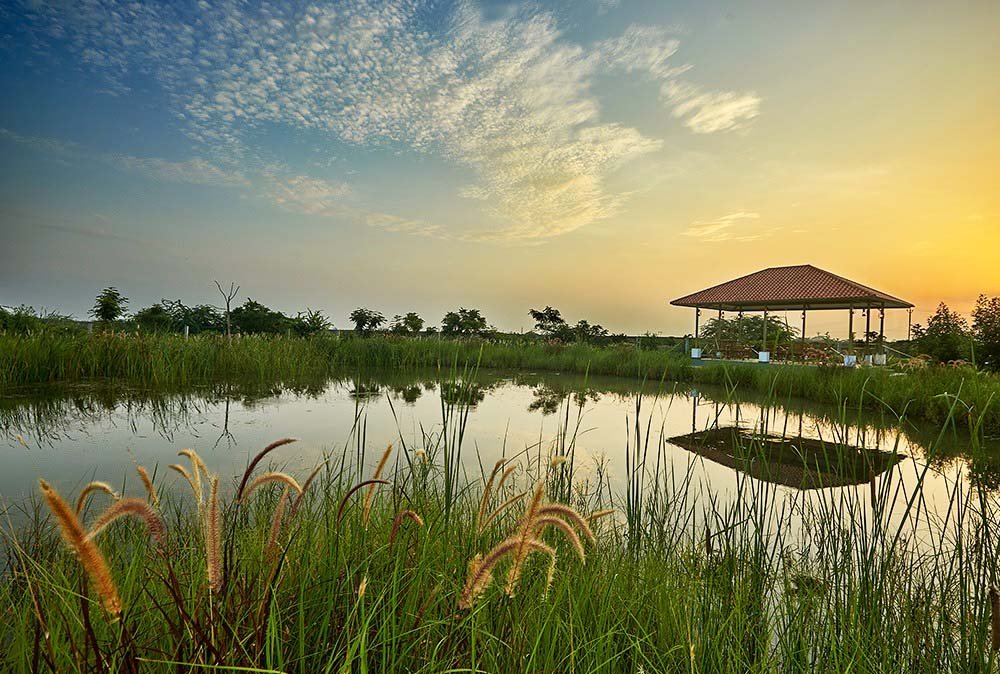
1,0 -> 997,335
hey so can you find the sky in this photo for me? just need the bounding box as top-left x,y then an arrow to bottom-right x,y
1,0 -> 998,338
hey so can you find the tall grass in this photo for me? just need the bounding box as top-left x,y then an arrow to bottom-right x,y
2,332 -> 1000,431
2,384 -> 1000,672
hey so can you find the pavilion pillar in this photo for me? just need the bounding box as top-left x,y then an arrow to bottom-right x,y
907,308 -> 913,342
879,306 -> 885,354
801,308 -> 807,361
762,308 -> 768,350
865,305 -> 872,353
848,307 -> 854,348
694,308 -> 700,343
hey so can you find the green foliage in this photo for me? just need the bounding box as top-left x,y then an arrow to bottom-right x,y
160,299 -> 224,334
972,294 -> 1000,371
390,312 -> 424,334
699,315 -> 797,346
89,287 -> 128,323
0,305 -> 80,336
230,299 -> 291,334
294,308 -> 332,336
441,307 -> 491,336
911,303 -> 972,363
528,306 -> 617,344
133,303 -> 174,332
349,307 -> 386,335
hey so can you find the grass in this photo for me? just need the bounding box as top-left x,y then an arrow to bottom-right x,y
2,382 -> 1000,672
3,331 -> 1000,432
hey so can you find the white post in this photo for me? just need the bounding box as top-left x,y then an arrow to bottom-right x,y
184,325 -> 189,340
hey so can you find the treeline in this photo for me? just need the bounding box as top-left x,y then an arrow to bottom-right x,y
910,298 -> 1000,371
0,285 -> 642,347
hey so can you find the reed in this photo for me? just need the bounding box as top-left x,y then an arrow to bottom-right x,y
4,331 -> 999,431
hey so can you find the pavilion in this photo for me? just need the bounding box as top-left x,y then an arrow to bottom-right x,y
670,264 -> 914,363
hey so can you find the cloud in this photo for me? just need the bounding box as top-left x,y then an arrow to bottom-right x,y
106,155 -> 250,187
262,171 -> 440,237
596,0 -> 621,14
661,82 -> 761,134
0,127 -> 79,155
10,1 -> 761,241
683,211 -> 772,242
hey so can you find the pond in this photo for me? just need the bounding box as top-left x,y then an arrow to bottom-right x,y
2,369 -> 996,530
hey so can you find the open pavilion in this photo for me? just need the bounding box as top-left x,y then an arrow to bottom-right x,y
670,264 -> 914,364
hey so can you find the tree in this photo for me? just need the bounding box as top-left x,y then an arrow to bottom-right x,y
349,308 -> 386,335
972,294 -> 1000,371
215,281 -> 240,339
390,312 -> 424,334
572,319 -> 610,344
134,303 -> 174,332
293,308 -> 332,336
441,308 -> 491,337
230,299 -> 290,334
699,315 -> 797,346
529,306 -> 570,341
161,299 -> 224,334
90,287 -> 128,323
913,303 -> 971,363
529,306 -> 617,344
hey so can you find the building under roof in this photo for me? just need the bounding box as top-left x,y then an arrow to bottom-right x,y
671,265 -> 914,362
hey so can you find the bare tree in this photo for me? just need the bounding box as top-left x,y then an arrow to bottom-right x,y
215,280 -> 240,339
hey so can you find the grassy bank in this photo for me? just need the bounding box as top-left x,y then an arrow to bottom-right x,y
3,408 -> 998,673
2,332 -> 999,431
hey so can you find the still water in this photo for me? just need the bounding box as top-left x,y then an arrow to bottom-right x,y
1,370 -> 996,526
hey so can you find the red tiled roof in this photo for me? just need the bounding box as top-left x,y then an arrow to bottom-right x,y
670,265 -> 913,310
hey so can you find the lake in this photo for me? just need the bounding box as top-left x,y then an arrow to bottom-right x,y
2,369 -> 994,532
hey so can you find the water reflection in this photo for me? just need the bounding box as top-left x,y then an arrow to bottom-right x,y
668,427 -> 901,490
0,369 -> 996,505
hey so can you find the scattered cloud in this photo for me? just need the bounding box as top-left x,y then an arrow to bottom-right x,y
262,171 -> 440,237
595,0 -> 621,14
683,211 -> 773,242
0,127 -> 79,155
106,155 -> 250,187
10,1 -> 761,241
661,82 -> 761,134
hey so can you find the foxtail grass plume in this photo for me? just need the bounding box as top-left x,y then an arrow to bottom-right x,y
289,461 -> 325,517
38,479 -> 121,616
477,490 -> 528,534
87,498 -> 168,550
459,537 -> 554,610
461,480 -> 595,608
476,459 -> 507,532
362,444 -> 393,525
169,463 -> 202,511
74,481 -> 119,514
236,437 -> 298,500
388,509 -> 424,547
178,448 -> 208,501
206,474 -> 222,593
266,487 -> 290,557
136,464 -> 159,507
241,471 -> 303,502
588,508 -> 615,523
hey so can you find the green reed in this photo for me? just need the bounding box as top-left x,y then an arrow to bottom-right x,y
2,331 -> 1000,432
